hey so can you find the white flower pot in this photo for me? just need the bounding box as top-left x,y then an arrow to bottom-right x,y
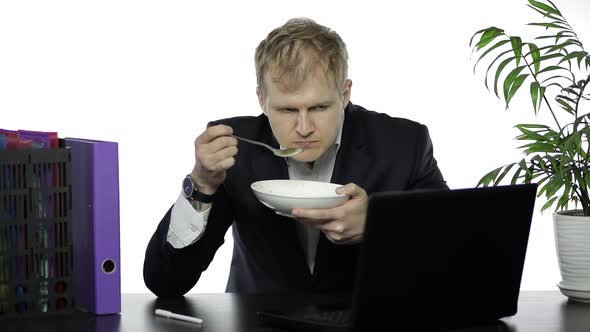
553,210 -> 590,302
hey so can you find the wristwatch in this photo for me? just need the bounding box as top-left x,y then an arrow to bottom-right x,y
182,174 -> 214,203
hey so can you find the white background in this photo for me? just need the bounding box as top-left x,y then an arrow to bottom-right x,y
1,0 -> 588,293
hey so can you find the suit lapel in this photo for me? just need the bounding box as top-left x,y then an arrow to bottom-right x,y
330,106 -> 372,188
330,144 -> 371,189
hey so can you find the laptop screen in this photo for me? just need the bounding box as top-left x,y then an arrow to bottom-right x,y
351,184 -> 537,330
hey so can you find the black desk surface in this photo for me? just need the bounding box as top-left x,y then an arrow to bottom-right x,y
2,291 -> 590,332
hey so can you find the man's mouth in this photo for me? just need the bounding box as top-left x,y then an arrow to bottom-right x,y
294,141 -> 317,148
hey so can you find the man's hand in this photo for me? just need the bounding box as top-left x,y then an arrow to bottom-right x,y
291,183 -> 368,244
190,124 -> 238,195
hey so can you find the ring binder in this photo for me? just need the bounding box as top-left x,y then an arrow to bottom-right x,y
66,138 -> 121,315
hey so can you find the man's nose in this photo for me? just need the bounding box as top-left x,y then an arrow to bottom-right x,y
296,111 -> 314,137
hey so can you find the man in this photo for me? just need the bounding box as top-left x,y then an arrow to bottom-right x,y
143,18 -> 448,298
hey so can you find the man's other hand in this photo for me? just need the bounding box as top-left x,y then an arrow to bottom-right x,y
291,183 -> 368,244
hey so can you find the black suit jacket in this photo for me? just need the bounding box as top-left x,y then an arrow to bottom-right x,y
143,102 -> 449,297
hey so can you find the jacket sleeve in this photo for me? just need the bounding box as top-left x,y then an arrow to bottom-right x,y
143,184 -> 234,298
407,125 -> 449,191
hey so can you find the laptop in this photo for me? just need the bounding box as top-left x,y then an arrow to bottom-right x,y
257,184 -> 538,331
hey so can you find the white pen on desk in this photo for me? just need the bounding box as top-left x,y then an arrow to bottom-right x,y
154,309 -> 204,325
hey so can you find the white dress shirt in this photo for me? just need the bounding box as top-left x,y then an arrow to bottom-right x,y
167,113 -> 344,274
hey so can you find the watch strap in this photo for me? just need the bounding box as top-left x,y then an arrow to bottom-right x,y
185,174 -> 215,203
192,189 -> 214,203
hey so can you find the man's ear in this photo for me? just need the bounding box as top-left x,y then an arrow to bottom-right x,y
256,86 -> 266,114
341,79 -> 352,109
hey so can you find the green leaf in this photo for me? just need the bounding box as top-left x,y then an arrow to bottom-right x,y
511,167 -> 524,185
545,0 -> 563,15
476,28 -> 505,50
566,39 -> 584,47
517,124 -> 550,129
484,51 -> 513,91
558,51 -> 585,65
541,127 -> 558,141
522,142 -> 558,154
572,172 -> 588,198
502,66 -> 526,100
538,178 -> 552,197
519,159 -> 533,180
527,22 -> 569,30
544,155 -> 560,174
557,98 -> 575,114
565,132 -> 583,156
528,43 -> 541,74
541,196 -> 558,212
538,65 -> 568,75
579,127 -> 590,159
531,53 -> 565,64
477,166 -> 503,187
506,74 -> 529,107
526,4 -> 564,22
545,40 -> 579,54
516,125 -> 548,140
470,27 -> 503,47
542,175 -> 564,198
473,39 -> 511,73
577,52 -> 588,69
557,95 -> 578,104
564,131 -> 580,147
562,178 -> 572,198
530,81 -> 540,113
536,175 -> 551,189
557,194 -> 570,211
562,87 -> 581,96
535,34 -> 574,40
528,0 -> 561,15
511,37 -> 523,66
558,51 -> 588,70
583,168 -> 590,188
535,31 -> 575,43
556,30 -> 575,43
494,163 -> 516,185
531,155 -> 549,173
493,56 -> 518,97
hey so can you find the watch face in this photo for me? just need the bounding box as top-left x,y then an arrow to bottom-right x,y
182,176 -> 193,198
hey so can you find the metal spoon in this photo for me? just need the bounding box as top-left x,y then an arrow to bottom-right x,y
231,135 -> 303,157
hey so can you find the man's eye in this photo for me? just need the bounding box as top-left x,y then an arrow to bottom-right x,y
312,106 -> 328,111
279,108 -> 297,113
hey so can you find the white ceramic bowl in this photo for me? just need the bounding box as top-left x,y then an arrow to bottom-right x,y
557,282 -> 590,303
251,180 -> 348,217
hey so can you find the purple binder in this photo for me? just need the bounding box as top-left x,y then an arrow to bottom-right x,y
65,138 -> 121,315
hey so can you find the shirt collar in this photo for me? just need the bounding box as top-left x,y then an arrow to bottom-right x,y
333,110 -> 344,149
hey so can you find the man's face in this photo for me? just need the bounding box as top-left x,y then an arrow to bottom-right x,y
257,68 -> 352,163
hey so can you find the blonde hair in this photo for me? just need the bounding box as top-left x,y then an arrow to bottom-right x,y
255,18 -> 349,93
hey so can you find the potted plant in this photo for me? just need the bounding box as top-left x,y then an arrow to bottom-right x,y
469,0 -> 590,302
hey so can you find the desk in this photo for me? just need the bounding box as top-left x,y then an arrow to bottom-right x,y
2,291 -> 590,332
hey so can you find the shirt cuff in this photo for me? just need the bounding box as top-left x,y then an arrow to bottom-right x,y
166,191 -> 211,249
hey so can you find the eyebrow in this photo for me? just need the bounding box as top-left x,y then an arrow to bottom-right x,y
274,102 -> 332,110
